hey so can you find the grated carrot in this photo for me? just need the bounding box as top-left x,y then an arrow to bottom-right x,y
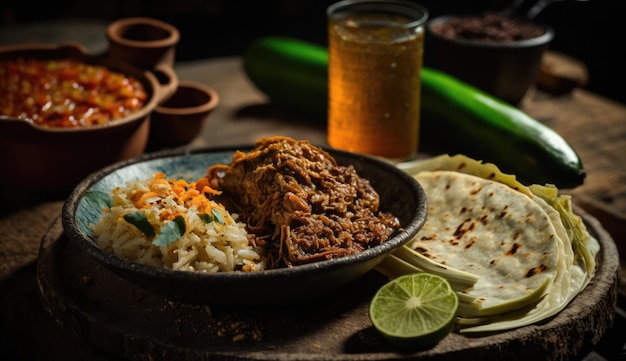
134,191 -> 160,208
196,177 -> 222,196
130,172 -> 228,221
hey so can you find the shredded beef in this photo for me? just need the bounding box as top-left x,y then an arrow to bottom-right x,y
206,136 -> 400,268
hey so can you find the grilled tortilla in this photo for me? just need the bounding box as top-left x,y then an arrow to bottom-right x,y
399,154 -> 598,333
409,170 -> 561,317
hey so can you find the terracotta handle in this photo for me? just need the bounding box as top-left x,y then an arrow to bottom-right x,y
152,63 -> 179,104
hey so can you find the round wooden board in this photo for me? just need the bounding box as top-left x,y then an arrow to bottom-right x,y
37,207 -> 619,361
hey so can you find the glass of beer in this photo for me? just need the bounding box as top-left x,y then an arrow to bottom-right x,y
327,0 -> 428,160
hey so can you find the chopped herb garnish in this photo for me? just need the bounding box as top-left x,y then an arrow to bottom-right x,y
211,209 -> 225,224
123,212 -> 156,237
200,209 -> 226,224
153,216 -> 186,247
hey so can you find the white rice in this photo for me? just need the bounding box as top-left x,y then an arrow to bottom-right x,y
90,172 -> 266,273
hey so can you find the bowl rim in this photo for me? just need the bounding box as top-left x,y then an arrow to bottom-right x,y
427,14 -> 554,49
61,144 -> 428,283
154,80 -> 220,116
106,16 -> 180,48
0,42 -> 162,134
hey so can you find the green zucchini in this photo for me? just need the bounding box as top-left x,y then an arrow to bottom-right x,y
243,36 -> 585,189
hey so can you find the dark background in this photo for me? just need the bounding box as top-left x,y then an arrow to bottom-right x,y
1,0 -> 624,105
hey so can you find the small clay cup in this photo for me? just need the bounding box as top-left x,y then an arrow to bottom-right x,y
148,81 -> 220,149
106,17 -> 180,70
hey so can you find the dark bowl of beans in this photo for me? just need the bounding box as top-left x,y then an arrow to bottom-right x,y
425,12 -> 553,105
0,42 -> 178,193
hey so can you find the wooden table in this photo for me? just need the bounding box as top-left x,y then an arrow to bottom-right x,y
1,56 -> 625,360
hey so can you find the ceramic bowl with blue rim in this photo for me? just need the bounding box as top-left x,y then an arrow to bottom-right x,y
61,145 -> 427,306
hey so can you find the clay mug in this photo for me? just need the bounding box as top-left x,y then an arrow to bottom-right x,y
148,81 -> 220,149
106,17 -> 180,70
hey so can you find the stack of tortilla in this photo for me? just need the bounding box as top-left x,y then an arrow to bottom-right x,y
393,154 -> 599,333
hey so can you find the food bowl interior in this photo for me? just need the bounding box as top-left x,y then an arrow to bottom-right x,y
121,23 -> 172,42
161,85 -> 209,108
156,81 -> 219,114
62,146 -> 427,306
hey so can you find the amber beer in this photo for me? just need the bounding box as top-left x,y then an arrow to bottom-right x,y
327,0 -> 428,159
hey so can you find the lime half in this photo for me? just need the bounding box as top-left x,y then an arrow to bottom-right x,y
369,273 -> 459,349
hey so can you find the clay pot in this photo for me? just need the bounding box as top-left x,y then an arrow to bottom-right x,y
0,42 -> 178,193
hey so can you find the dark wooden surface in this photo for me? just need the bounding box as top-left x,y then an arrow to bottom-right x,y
1,56 -> 625,360
35,209 -> 619,361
